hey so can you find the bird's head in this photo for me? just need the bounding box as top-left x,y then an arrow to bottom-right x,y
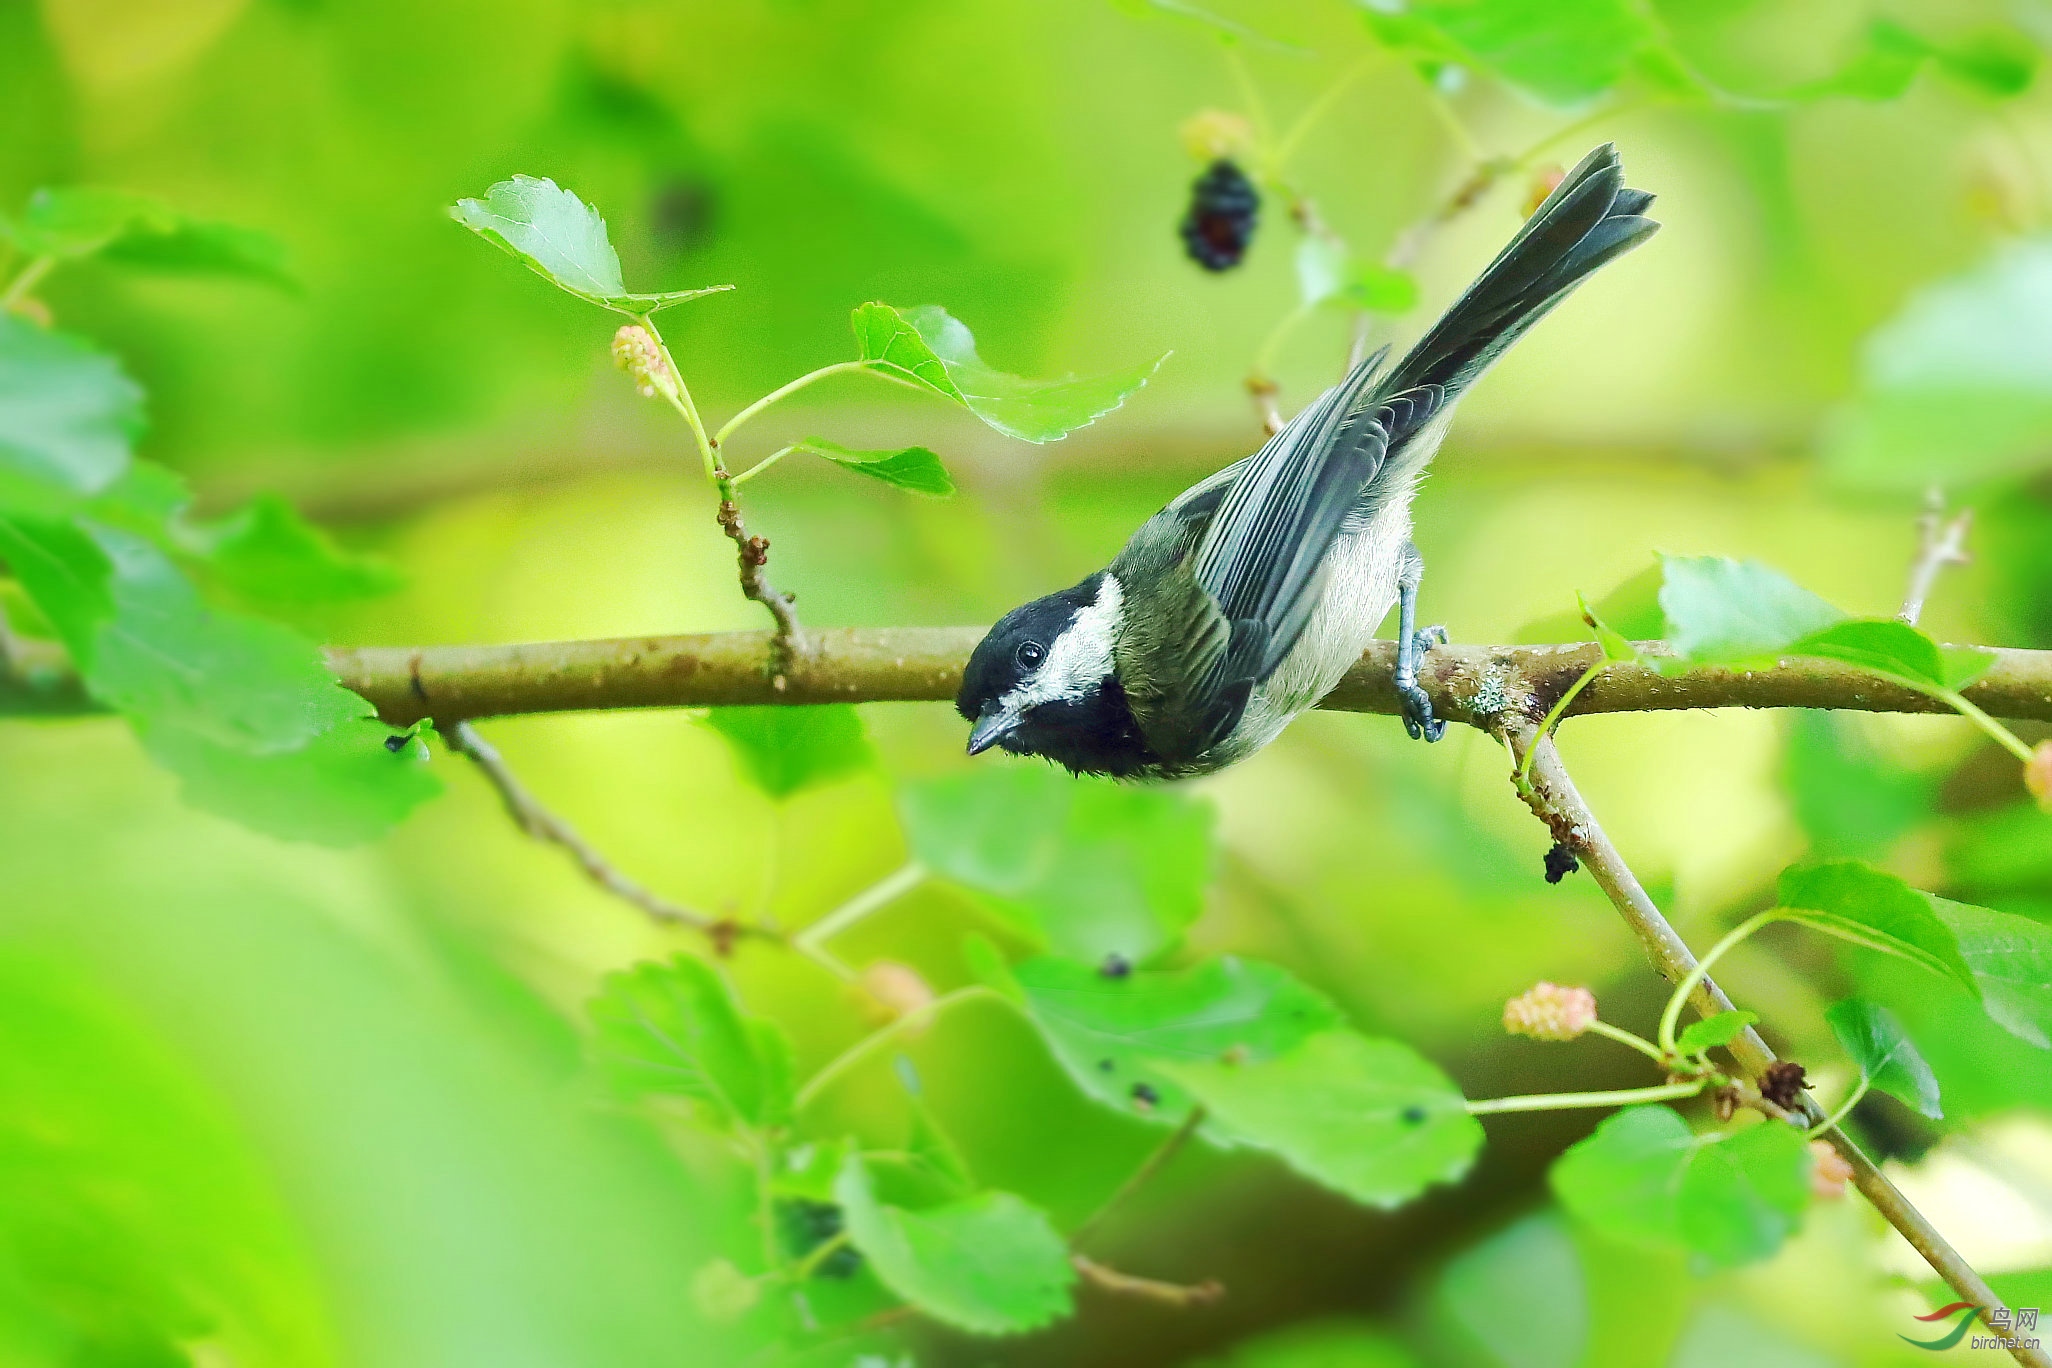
957,572 -> 1135,770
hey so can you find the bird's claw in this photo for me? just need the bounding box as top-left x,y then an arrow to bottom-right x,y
1398,625 -> 1447,743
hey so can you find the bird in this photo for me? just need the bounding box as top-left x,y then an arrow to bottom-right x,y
957,144 -> 1659,779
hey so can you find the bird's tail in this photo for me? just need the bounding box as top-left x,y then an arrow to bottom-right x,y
1386,143 -> 1658,398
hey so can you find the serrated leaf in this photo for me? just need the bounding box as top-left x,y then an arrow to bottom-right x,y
1296,236 -> 1349,307
1787,619 -> 1995,691
1930,898 -> 2052,1049
1363,0 -> 1664,109
1162,1029 -> 1483,1208
0,517 -> 364,751
1675,1010 -> 1759,1056
1824,238 -> 2052,491
1825,999 -> 1942,1118
851,303 -> 1165,443
1775,862 -> 1977,993
1010,955 -> 1341,1123
1551,1107 -> 1811,1268
833,1156 -> 1073,1335
1577,590 -> 1640,663
449,175 -> 732,315
794,439 -> 954,495
138,714 -> 440,845
181,493 -> 404,607
899,767 -> 1071,897
5,187 -> 294,286
0,315 -> 142,516
704,704 -> 874,800
587,955 -> 794,1131
1657,554 -> 1844,667
900,768 -> 1216,962
1784,712 -> 1933,858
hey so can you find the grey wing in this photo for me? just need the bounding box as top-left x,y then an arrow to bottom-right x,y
1110,354 -> 1439,764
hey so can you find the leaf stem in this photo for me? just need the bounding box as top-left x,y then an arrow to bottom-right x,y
0,255 -> 54,313
729,445 -> 798,487
1516,657 -> 1609,782
1272,56 -> 1378,169
792,985 -> 1006,1112
1466,1078 -> 1707,1115
795,863 -> 926,954
637,314 -> 720,480
714,361 -> 870,448
1657,908 -> 1780,1055
1071,1104 -> 1207,1247
1585,1018 -> 1670,1065
788,1231 -> 851,1282
1807,1076 -> 1873,1139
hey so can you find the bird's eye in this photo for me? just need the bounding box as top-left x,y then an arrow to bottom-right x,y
1015,641 -> 1046,670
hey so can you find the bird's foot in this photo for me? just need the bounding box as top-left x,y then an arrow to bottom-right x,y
1397,625 -> 1447,742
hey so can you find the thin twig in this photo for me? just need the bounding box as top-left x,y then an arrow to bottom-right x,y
713,491 -> 804,654
443,720 -> 763,952
1507,724 -> 2045,1368
1071,1105 -> 1208,1247
1900,490 -> 1973,626
1071,1254 -> 1224,1308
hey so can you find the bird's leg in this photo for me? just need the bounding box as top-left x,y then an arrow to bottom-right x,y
1395,541 -> 1446,742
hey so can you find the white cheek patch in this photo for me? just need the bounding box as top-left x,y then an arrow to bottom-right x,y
999,575 -> 1123,714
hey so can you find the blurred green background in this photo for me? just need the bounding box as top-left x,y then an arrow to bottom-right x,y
4,0 -> 2052,1364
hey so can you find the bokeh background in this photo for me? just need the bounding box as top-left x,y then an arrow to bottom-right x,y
3,0 -> 2052,1364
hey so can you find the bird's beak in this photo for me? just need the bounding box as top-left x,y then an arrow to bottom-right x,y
967,705 -> 1022,757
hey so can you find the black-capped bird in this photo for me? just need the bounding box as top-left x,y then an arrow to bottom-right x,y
958,144 -> 1658,778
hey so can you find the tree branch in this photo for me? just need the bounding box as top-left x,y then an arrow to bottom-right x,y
1900,493 -> 1973,627
443,720 -> 769,952
1507,724 -> 2046,1368
13,631 -> 2052,728
1069,1254 -> 1224,1309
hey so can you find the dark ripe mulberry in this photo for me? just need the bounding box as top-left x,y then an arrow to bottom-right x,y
1759,1060 -> 1808,1110
1180,159 -> 1260,271
1543,842 -> 1579,884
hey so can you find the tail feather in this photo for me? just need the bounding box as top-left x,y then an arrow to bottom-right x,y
1388,143 -> 1658,397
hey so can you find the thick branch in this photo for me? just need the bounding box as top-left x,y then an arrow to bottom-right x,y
13,630 -> 2052,727
1510,727 -> 2044,1368
318,633 -> 2052,727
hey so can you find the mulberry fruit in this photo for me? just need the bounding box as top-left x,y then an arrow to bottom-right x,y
1180,159 -> 1259,271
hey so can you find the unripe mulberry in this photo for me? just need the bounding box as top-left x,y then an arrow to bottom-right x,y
1180,159 -> 1260,271
1503,982 -> 1598,1041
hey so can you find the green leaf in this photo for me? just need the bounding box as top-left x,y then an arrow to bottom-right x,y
1657,554 -> 1844,667
1577,590 -> 1640,663
449,175 -> 732,315
1009,954 -> 1342,1123
900,768 -> 1216,962
1362,0 -> 1664,109
1775,862 -> 1977,993
181,492 -> 405,607
1783,712 -> 1933,859
1675,1010 -> 1759,1056
900,767 -> 1072,897
1296,236 -> 1349,307
138,714 -> 441,846
851,303 -> 1166,444
1162,1029 -> 1483,1208
0,517 -> 363,751
1786,618 -> 1995,691
587,955 -> 794,1131
1930,898 -> 2052,1049
1341,262 -> 1420,314
5,187 -> 294,286
1824,999 -> 1942,1119
1551,1107 -> 1812,1268
1431,1211 -> 1587,1368
0,315 -> 142,515
704,705 -> 874,800
833,1156 -> 1074,1336
793,438 -> 954,496
1824,238 -> 2052,491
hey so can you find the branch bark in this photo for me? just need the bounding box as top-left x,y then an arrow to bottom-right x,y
1508,725 -> 2047,1368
